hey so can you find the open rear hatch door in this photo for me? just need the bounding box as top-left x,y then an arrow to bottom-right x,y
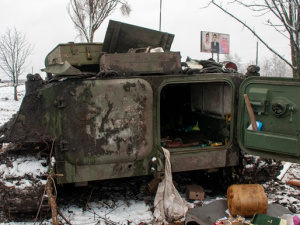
238,76 -> 300,163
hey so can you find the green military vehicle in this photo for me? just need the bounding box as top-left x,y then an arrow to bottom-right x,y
0,20 -> 299,217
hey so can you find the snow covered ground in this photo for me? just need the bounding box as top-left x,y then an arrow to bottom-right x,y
0,83 -> 25,127
0,82 -> 300,225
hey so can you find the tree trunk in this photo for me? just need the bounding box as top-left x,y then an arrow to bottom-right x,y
292,52 -> 300,78
13,83 -> 18,101
296,47 -> 300,78
290,38 -> 300,78
295,60 -> 300,79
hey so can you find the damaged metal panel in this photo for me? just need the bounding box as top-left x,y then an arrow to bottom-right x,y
62,78 -> 153,162
2,79 -> 58,143
100,52 -> 182,75
42,61 -> 82,76
44,42 -> 103,68
60,160 -> 149,183
191,82 -> 232,116
169,144 -> 240,173
53,78 -> 153,183
102,20 -> 174,53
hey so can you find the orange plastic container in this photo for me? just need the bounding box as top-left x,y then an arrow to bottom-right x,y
227,184 -> 268,217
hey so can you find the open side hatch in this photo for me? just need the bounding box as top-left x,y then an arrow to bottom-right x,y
160,79 -> 233,151
238,76 -> 300,163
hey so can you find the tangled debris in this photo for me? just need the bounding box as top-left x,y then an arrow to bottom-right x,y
0,149 -> 49,221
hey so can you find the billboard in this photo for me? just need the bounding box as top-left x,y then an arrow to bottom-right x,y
201,31 -> 230,54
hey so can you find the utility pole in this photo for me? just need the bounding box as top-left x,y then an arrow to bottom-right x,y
256,40 -> 259,66
159,0 -> 162,31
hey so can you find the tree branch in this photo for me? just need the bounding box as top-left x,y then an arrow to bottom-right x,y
67,0 -> 131,42
212,0 -> 295,70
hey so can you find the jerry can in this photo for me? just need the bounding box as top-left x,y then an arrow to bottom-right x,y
227,184 -> 268,217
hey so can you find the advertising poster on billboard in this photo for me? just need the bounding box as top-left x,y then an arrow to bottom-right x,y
201,31 -> 230,54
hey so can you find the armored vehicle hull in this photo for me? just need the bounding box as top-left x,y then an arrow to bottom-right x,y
3,73 -> 298,185
1,20 -> 299,218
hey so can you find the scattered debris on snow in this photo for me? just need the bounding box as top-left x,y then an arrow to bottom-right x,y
277,162 -> 292,180
0,156 -> 48,188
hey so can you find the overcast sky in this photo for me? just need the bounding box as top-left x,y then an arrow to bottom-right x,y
0,0 -> 291,79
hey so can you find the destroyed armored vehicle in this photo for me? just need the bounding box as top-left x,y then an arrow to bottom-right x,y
1,20 -> 300,216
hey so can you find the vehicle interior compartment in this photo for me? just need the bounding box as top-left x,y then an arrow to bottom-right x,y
160,81 -> 232,149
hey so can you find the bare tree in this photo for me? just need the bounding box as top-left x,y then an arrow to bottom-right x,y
260,54 -> 292,77
0,28 -> 33,100
208,1 -> 300,78
67,0 -> 131,43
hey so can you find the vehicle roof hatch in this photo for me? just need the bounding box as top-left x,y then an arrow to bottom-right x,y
102,20 -> 175,53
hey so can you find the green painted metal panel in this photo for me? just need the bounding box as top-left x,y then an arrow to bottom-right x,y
45,42 -> 103,67
238,77 -> 300,162
245,130 -> 299,156
60,78 -> 153,165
